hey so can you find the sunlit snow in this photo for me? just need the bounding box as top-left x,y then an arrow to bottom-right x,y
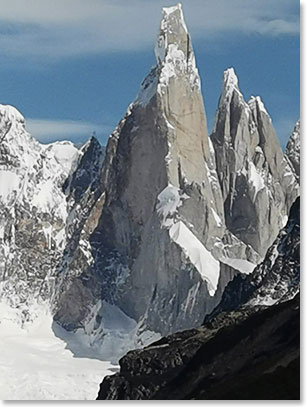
0,303 -> 118,400
169,220 -> 220,296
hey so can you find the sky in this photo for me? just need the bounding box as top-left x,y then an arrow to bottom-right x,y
0,0 -> 300,149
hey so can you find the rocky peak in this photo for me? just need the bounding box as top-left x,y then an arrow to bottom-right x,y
155,4 -> 188,63
219,68 -> 241,105
154,4 -> 199,90
211,69 -> 299,257
248,95 -> 270,118
53,5 -> 238,348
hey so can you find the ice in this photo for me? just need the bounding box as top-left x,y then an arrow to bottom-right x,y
0,104 -> 24,124
0,170 -> 20,204
160,44 -> 186,85
32,179 -> 67,220
249,162 -> 265,199
213,239 -> 256,274
281,214 -> 288,227
156,184 -> 189,226
182,282 -> 201,313
42,223 -> 52,250
211,208 -> 222,227
155,34 -> 166,63
221,257 -> 255,274
0,301 -> 118,400
223,67 -> 238,89
70,301 -> 161,364
169,221 -> 220,296
44,141 -> 79,175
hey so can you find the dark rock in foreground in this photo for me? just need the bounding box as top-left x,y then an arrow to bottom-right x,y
97,294 -> 299,400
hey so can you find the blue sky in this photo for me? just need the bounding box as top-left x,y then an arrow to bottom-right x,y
0,0 -> 299,149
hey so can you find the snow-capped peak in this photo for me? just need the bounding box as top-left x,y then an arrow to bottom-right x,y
218,67 -> 245,108
223,67 -> 239,89
248,95 -> 269,116
136,3 -> 199,107
0,104 -> 25,125
155,3 -> 189,65
161,3 -> 187,33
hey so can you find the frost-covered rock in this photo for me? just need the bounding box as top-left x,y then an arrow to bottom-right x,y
285,120 -> 300,181
0,104 -> 81,322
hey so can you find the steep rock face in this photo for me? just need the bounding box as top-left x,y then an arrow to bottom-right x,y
285,120 -> 300,181
208,196 -> 300,317
53,5 -> 263,351
211,70 -> 299,257
97,294 -> 300,400
0,104 -> 80,322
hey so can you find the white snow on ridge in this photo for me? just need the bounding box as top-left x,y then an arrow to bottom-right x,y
169,221 -> 220,296
0,104 -> 24,124
44,141 -> 79,175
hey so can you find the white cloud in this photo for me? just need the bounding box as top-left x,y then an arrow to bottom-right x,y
0,0 -> 299,61
25,118 -> 112,143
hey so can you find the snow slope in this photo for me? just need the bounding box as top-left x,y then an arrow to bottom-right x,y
0,303 -> 117,400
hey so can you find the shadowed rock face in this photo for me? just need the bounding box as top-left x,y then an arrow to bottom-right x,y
97,293 -> 300,400
207,196 -> 300,319
211,70 -> 299,257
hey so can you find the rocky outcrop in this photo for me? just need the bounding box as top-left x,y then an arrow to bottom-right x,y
97,293 -> 300,400
285,120 -> 300,181
211,70 -> 299,257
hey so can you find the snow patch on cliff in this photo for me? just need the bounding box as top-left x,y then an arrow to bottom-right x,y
169,221 -> 220,295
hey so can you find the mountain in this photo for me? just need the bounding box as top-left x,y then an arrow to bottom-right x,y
0,104 -> 81,322
50,4 -> 261,356
210,69 -> 299,257
97,197 -> 300,400
0,2 -> 300,373
51,4 -> 299,360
